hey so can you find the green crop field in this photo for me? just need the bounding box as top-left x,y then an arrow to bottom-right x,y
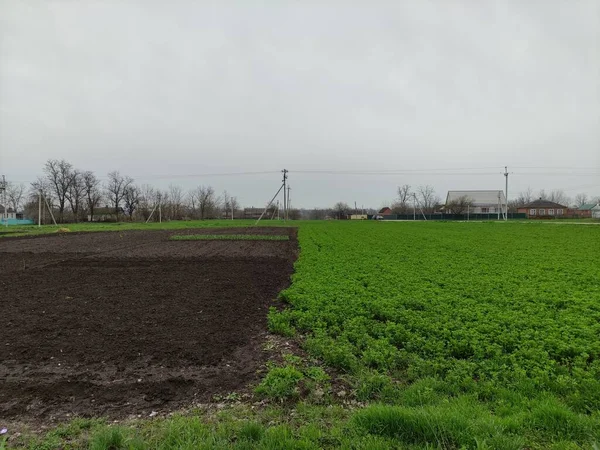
5,221 -> 600,449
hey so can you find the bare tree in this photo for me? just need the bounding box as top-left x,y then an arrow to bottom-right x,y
574,193 -> 589,207
44,159 -> 75,222
166,184 -> 185,220
230,196 -> 240,219
190,185 -> 220,219
416,185 -> 440,213
123,184 -> 140,219
65,171 -> 86,221
82,171 -> 102,221
538,189 -> 570,205
333,201 -> 351,219
6,182 -> 25,212
391,184 -> 412,214
515,187 -> 533,206
445,195 -> 473,214
507,187 -> 534,212
222,190 -> 231,218
138,184 -> 159,220
288,208 -> 301,220
309,208 -> 327,220
105,171 -> 133,221
220,191 -> 240,219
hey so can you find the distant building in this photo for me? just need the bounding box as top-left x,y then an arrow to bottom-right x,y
378,207 -> 392,215
243,207 -> 276,220
592,204 -> 600,219
517,199 -> 568,219
0,204 -> 33,225
576,203 -> 598,218
444,190 -> 506,214
0,205 -> 17,220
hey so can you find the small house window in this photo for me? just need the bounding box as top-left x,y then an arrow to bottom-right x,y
557,209 -> 563,215
548,209 -> 554,215
539,209 -> 545,215
530,209 -> 536,216
481,207 -> 489,213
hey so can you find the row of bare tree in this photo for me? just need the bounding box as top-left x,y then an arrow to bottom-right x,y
18,159 -> 240,223
508,187 -> 599,211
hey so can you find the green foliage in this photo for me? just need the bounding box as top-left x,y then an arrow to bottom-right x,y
238,422 -> 264,442
352,400 -> 525,449
267,307 -> 296,336
274,221 -> 600,446
170,234 -> 289,241
88,427 -> 127,450
255,365 -> 305,401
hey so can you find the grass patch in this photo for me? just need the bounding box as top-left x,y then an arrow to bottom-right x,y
170,234 -> 289,241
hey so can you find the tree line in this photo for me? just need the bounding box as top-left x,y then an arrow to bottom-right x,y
5,161 -> 599,222
15,159 -> 241,223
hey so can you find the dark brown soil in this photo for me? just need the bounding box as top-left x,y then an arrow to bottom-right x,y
0,227 -> 297,424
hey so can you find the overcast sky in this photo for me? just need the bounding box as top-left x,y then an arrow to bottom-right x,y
1,1 -> 599,208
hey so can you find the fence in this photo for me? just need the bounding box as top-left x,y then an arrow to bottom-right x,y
1,218 -> 35,226
368,213 -> 527,221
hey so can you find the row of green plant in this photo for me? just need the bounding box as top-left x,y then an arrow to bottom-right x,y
266,221 -> 600,447
170,234 -> 289,241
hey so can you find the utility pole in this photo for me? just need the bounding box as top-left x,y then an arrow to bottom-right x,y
497,191 -> 501,220
282,169 -> 288,222
0,175 -> 6,227
42,192 -> 57,225
158,193 -> 162,223
38,190 -> 42,227
413,193 -> 416,220
287,185 -> 291,220
504,166 -> 509,221
231,197 -> 234,220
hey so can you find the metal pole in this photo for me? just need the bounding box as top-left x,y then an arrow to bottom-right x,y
504,166 -> 509,221
256,183 -> 285,225
281,169 -> 288,222
38,190 -> 42,227
231,198 -> 234,220
413,193 -> 416,220
1,175 -> 6,227
497,192 -> 500,220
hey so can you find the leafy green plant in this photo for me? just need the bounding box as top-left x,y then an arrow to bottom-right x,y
255,365 -> 305,401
